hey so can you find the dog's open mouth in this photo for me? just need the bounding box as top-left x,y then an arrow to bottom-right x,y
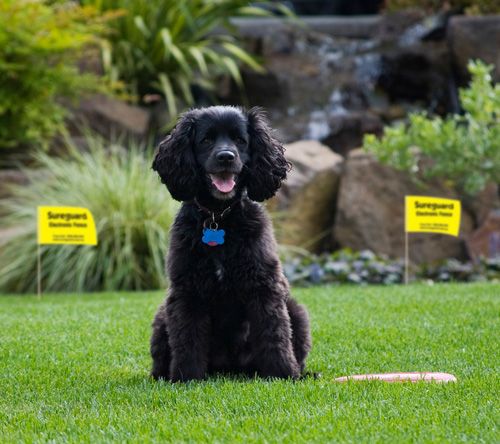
209,172 -> 236,193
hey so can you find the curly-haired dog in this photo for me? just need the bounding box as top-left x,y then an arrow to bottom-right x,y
150,106 -> 311,382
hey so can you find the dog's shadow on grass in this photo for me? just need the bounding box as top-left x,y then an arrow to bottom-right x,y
99,370 -> 321,392
149,371 -> 322,387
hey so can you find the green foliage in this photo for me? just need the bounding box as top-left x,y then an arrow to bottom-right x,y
385,0 -> 500,14
364,60 -> 500,195
0,0 -> 109,150
0,137 -> 178,293
81,0 -> 288,116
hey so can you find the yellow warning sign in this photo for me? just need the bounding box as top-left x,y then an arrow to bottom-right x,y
37,206 -> 97,245
405,196 -> 461,237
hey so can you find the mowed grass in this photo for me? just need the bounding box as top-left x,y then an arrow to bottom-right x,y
0,284 -> 499,443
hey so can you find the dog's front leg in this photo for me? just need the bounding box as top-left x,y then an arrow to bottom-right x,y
166,291 -> 210,382
247,297 -> 300,379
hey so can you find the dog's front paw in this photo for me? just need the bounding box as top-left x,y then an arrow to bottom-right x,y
169,361 -> 206,383
259,357 -> 300,380
151,370 -> 170,381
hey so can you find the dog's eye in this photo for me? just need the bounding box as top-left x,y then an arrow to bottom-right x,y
235,137 -> 246,145
200,137 -> 213,145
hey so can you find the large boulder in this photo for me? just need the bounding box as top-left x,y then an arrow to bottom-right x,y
68,94 -> 150,140
466,210 -> 500,260
333,149 -> 475,264
448,15 -> 500,83
462,183 -> 500,227
271,140 -> 343,252
321,111 -> 383,157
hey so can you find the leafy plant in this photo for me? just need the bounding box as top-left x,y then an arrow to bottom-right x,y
0,136 -> 178,293
0,0 -> 110,150
81,0 -> 289,116
385,0 -> 500,14
364,60 -> 500,195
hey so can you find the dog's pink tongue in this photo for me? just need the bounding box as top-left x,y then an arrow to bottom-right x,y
211,175 -> 235,193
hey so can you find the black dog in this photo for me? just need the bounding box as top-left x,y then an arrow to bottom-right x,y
150,106 -> 311,382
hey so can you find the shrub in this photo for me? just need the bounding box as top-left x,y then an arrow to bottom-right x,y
385,0 -> 500,14
0,0 -> 110,150
364,60 -> 500,195
81,0 -> 289,116
0,137 -> 178,293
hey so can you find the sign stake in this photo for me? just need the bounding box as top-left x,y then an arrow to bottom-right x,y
404,196 -> 409,285
37,243 -> 42,298
404,230 -> 409,285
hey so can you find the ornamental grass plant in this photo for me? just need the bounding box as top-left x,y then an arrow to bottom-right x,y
0,137 -> 178,293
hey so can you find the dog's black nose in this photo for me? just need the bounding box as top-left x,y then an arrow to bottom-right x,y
216,150 -> 235,163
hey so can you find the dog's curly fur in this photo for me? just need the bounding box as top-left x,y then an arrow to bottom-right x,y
150,106 -> 311,382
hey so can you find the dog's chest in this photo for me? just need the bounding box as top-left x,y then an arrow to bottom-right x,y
208,254 -> 242,294
211,257 -> 226,283
215,263 -> 224,282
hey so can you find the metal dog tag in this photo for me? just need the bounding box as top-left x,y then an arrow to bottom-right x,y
202,220 -> 225,247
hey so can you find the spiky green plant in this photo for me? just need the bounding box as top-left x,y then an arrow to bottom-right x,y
0,137 -> 178,293
81,0 -> 290,116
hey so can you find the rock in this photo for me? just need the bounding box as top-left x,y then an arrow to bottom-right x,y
333,149 -> 475,264
218,69 -> 289,109
231,16 -> 381,40
398,13 -> 450,46
289,1 -> 382,16
466,210 -> 500,260
321,112 -> 383,157
377,44 -> 457,115
378,104 -> 407,122
377,11 -> 426,42
271,140 -> 343,252
462,183 -> 500,227
68,94 -> 150,140
448,15 -> 500,83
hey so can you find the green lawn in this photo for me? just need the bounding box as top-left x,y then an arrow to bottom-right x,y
1,284 -> 499,443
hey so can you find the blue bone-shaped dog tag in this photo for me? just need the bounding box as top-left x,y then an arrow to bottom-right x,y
202,228 -> 225,247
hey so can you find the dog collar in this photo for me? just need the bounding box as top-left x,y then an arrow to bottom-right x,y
193,198 -> 236,221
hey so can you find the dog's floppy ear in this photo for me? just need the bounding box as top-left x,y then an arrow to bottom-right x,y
246,107 -> 291,202
152,110 -> 200,201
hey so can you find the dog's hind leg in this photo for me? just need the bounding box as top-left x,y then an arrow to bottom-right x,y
287,297 -> 312,373
150,303 -> 171,380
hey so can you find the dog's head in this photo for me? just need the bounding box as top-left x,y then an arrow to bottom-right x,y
152,106 -> 290,202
